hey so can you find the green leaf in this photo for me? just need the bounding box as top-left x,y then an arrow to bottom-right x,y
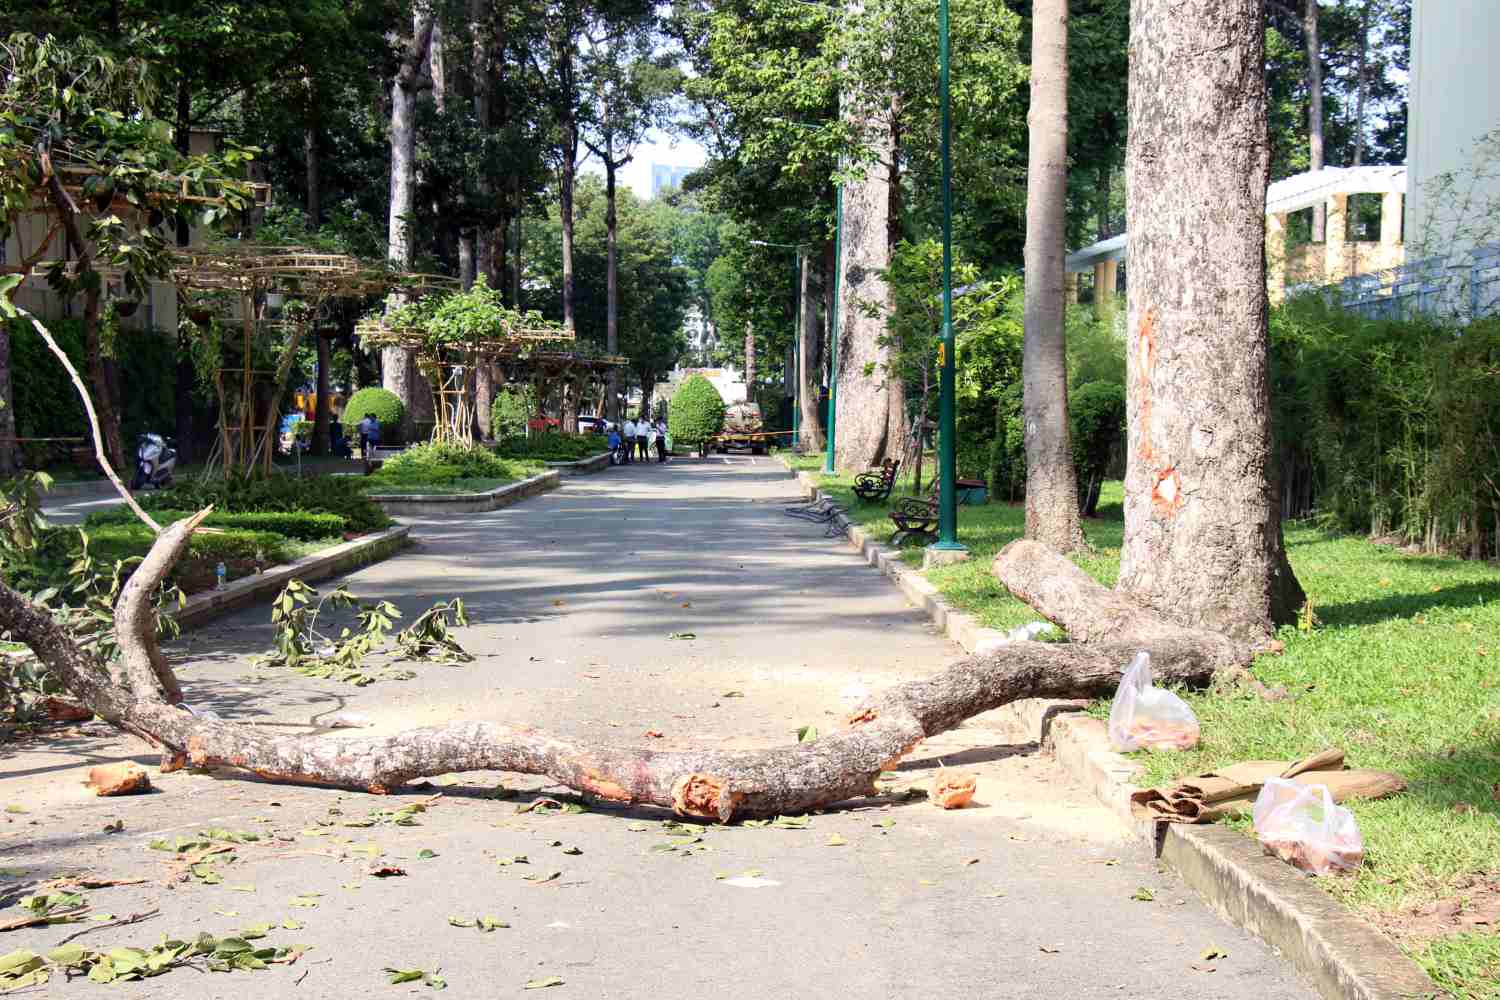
795,725 -> 817,743
525,976 -> 565,989
416,849 -> 438,860
771,815 -> 810,829
5,805 -> 29,814
667,631 -> 696,640
495,855 -> 529,866
447,916 -> 476,928
521,871 -> 561,883
561,846 -> 583,855
826,833 -> 848,846
1130,887 -> 1155,902
281,918 -> 304,930
288,894 -> 320,908
386,967 -> 425,984
478,917 -> 509,932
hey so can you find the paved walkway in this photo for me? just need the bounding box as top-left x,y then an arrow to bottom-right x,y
4,457 -> 1317,998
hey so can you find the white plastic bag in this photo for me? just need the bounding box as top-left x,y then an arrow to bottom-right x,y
1252,777 -> 1364,876
1107,652 -> 1201,751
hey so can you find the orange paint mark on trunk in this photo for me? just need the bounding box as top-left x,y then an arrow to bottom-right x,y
1152,466 -> 1184,517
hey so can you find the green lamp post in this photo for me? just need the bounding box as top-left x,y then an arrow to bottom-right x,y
930,0 -> 965,553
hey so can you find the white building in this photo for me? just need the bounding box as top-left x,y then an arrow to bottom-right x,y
1405,0 -> 1500,255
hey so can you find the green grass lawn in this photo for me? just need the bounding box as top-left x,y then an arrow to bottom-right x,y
784,454 -> 1500,996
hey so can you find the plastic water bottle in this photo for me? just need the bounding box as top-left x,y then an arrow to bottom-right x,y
215,562 -> 227,591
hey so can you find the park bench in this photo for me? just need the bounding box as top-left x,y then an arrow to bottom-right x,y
886,476 -> 988,546
852,458 -> 900,503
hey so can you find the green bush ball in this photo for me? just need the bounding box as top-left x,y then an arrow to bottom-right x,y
342,387 -> 406,445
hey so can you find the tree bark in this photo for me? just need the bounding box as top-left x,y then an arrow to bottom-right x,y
475,363 -> 494,440
312,332 -> 332,456
1117,0 -> 1305,645
1,516 -> 1230,820
385,10 -> 436,441
1022,0 -> 1086,553
1306,0 -> 1325,241
555,26 -> 579,336
305,72 -> 321,225
1353,0 -> 1367,168
833,121 -> 900,472
797,251 -> 824,451
173,77 -> 195,463
743,319 -> 756,398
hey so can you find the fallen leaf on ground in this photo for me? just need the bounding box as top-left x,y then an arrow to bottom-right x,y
561,846 -> 582,855
1200,946 -> 1228,961
1039,946 -> 1061,954
525,977 -> 565,989
667,632 -> 695,640
722,691 -> 744,698
1131,887 -> 1155,902
478,917 -> 509,931
417,849 -> 438,860
643,729 -> 664,739
447,916 -> 476,928
288,895 -> 320,908
826,834 -> 848,847
370,865 -> 407,878
795,725 -> 818,743
522,871 -> 561,883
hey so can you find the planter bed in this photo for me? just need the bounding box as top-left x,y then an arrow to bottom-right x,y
368,469 -> 561,516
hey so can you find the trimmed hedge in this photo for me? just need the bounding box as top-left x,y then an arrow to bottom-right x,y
82,524 -> 292,567
85,507 -> 348,541
365,441 -> 539,489
492,433 -> 601,462
145,474 -> 391,534
342,387 -> 406,445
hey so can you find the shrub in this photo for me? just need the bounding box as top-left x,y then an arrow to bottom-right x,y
1070,381 -> 1126,517
669,375 -> 725,448
365,441 -> 536,489
342,387 -> 406,445
490,388 -> 532,436
146,474 -> 391,534
86,507 -> 347,541
82,524 -> 292,567
492,433 -> 601,462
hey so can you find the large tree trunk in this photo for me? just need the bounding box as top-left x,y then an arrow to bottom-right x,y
312,332 -> 332,455
1352,0 -> 1367,168
2,511 -> 1232,820
305,72 -> 321,225
605,159 -> 621,421
833,121 -> 899,472
384,10 -> 435,441
1305,0 -> 1325,242
1022,0 -> 1086,553
555,27 -> 579,337
797,251 -> 825,451
475,363 -> 494,440
1115,0 -> 1305,645
172,79 -> 196,464
743,320 -> 756,398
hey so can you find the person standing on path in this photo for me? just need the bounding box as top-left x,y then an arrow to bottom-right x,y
621,417 -> 636,464
655,417 -> 668,462
637,413 -> 651,462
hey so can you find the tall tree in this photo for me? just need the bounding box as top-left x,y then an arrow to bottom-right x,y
1304,0 -> 1325,240
384,7 -> 436,439
1116,0 -> 1305,641
580,20 -> 676,419
1021,0 -> 1085,552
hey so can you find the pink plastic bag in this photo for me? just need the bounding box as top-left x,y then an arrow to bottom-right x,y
1107,652 -> 1200,751
1252,777 -> 1365,875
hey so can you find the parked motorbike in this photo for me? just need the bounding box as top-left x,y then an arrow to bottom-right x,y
131,433 -> 177,490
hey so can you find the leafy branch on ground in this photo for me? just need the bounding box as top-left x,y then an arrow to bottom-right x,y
252,580 -> 471,686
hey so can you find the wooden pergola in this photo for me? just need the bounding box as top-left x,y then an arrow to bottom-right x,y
353,315 -> 578,445
171,246 -> 455,474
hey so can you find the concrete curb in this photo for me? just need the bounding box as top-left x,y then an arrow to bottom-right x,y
779,458 -> 1439,1000
544,452 -> 612,477
170,525 -> 411,630
33,479 -> 116,499
369,469 -> 561,516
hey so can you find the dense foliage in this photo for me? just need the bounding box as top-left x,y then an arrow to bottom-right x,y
492,434 -> 602,462
1271,296 -> 1500,557
85,507 -> 347,542
668,375 -> 725,448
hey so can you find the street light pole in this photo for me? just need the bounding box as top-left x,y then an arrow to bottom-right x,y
931,0 -> 965,553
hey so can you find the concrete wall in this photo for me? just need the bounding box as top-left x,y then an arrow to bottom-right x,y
1406,0 -> 1500,255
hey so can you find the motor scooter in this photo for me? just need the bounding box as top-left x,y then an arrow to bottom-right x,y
131,433 -> 177,490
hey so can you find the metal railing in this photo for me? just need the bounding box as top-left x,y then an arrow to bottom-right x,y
1326,243 -> 1500,321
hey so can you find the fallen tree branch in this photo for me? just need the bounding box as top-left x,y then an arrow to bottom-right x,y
992,539 -> 1252,668
0,516 -> 1224,820
20,308 -> 160,534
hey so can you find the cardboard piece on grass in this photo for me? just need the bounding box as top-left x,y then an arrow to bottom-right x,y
1129,748 -> 1405,824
